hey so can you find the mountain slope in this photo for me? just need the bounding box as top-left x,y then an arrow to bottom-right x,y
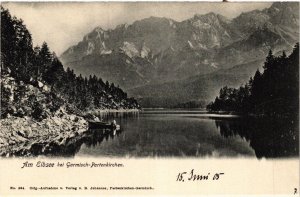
1,6 -> 139,120
60,2 -> 299,106
128,59 -> 265,108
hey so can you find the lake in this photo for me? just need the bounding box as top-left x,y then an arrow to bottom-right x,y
72,110 -> 299,159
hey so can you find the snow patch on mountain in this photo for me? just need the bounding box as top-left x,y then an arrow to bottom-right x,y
141,44 -> 151,58
120,42 -> 139,58
224,30 -> 231,38
210,62 -> 218,68
187,40 -> 195,49
100,50 -> 112,55
86,42 -> 95,55
60,2 -> 299,90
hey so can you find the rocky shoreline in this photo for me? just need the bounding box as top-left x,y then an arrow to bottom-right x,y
0,110 -> 88,157
0,70 -> 139,157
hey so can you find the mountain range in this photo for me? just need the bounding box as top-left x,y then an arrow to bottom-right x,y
60,2 -> 299,107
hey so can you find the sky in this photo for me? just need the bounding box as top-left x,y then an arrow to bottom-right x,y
3,2 -> 272,55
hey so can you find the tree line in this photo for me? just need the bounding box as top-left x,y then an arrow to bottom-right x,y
1,6 -> 139,118
207,43 -> 299,116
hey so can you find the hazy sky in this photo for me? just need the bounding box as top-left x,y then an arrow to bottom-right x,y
3,2 -> 271,55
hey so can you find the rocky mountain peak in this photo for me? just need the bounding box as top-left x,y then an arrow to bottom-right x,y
233,10 -> 270,33
193,12 -> 217,19
265,2 -> 299,27
192,12 -> 228,24
269,2 -> 295,10
236,2 -> 299,30
60,2 -> 299,90
189,12 -> 231,37
133,16 -> 175,26
115,23 -> 129,30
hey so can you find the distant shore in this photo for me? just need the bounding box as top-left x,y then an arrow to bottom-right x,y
86,108 -> 140,114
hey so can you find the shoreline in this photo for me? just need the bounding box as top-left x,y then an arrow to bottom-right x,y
86,108 -> 140,114
206,110 -> 297,119
0,111 -> 88,157
0,107 -> 140,157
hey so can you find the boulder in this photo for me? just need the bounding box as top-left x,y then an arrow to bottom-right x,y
38,81 -> 44,88
42,85 -> 49,92
69,115 -> 76,121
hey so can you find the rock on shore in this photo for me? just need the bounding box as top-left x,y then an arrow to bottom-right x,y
0,110 -> 88,157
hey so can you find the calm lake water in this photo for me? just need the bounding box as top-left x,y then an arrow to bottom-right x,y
72,110 -> 299,159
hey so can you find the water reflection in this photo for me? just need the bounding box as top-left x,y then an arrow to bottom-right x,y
11,111 -> 298,158
19,128 -> 124,157
77,112 -> 256,158
81,128 -> 123,148
214,116 -> 299,158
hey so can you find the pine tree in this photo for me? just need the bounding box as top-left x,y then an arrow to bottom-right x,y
1,6 -> 17,70
207,43 -> 299,116
263,49 -> 274,71
1,6 -> 139,115
40,42 -> 53,78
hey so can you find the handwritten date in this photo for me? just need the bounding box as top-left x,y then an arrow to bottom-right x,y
176,169 -> 224,182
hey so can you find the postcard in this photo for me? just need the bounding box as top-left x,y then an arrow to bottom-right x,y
0,1 -> 299,196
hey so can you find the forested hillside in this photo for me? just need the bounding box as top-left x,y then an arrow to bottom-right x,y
1,6 -> 139,120
207,43 -> 299,116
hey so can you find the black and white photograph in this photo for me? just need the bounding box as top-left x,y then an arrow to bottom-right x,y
1,1 -> 299,195
0,2 -> 299,159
